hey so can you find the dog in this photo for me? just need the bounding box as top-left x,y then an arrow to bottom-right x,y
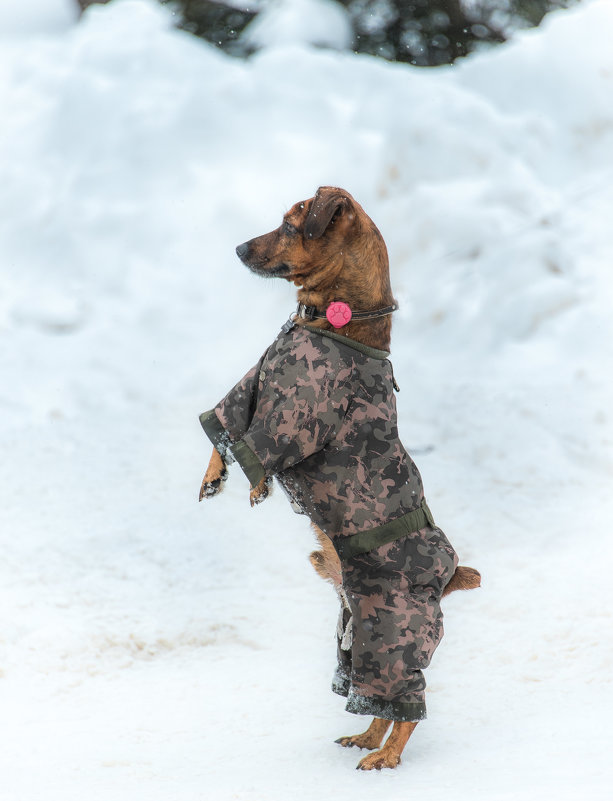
198,186 -> 480,770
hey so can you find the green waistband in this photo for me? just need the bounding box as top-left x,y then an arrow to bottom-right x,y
334,499 -> 435,561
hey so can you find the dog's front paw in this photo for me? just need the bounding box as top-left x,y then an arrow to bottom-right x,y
199,469 -> 228,501
249,476 -> 272,507
199,447 -> 228,502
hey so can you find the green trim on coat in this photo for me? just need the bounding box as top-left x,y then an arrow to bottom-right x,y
303,324 -> 390,361
231,439 -> 266,488
199,408 -> 227,451
345,692 -> 427,722
334,499 -> 435,561
200,409 -> 266,488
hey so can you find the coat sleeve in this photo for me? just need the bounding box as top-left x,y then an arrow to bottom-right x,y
230,355 -> 351,488
199,352 -> 266,460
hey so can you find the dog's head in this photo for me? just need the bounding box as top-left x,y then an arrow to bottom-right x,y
235,186 -> 386,290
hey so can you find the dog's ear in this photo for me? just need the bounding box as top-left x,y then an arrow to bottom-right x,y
304,187 -> 352,240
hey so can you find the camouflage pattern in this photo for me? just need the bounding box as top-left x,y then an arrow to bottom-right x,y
333,522 -> 458,721
202,323 -> 426,537
200,322 -> 458,721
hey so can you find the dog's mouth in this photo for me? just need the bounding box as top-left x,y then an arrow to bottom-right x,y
246,262 -> 292,279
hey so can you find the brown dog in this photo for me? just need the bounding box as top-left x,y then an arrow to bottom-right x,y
199,186 -> 480,770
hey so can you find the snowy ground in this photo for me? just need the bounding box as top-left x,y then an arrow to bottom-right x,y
1,0 -> 612,798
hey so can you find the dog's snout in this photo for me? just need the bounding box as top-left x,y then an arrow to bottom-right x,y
236,241 -> 250,261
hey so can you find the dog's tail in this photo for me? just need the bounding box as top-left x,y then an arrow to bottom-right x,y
443,565 -> 481,597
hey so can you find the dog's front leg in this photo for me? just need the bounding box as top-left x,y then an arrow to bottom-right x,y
199,447 -> 228,501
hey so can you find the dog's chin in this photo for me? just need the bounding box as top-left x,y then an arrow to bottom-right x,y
246,262 -> 292,279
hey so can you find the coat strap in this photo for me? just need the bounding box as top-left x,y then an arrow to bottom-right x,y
333,499 -> 435,561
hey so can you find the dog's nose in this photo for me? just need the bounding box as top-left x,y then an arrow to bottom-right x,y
236,242 -> 250,260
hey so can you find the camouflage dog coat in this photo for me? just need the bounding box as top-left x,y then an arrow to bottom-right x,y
200,323 -> 457,722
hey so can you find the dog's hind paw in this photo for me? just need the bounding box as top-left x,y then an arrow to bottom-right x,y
356,749 -> 401,771
335,718 -> 391,751
335,734 -> 376,750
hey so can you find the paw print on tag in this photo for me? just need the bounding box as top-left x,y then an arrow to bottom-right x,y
326,301 -> 352,328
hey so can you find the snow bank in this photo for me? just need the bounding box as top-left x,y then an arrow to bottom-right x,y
0,0 -> 77,38
0,0 -> 611,798
241,0 -> 353,51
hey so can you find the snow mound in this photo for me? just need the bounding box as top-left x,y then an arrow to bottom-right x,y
0,0 -> 77,37
241,0 -> 353,51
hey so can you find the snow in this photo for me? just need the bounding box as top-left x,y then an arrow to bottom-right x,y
0,0 -> 78,37
241,0 -> 353,51
1,0 -> 612,798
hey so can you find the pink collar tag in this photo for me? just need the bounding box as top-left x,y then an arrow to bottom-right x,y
326,301 -> 352,328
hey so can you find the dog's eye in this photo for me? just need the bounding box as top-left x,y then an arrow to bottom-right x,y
283,221 -> 297,236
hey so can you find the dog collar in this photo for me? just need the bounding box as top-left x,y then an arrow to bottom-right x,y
294,300 -> 399,329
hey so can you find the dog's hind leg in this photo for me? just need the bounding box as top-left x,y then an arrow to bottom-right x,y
356,720 -> 418,771
309,524 -> 342,587
335,718 -> 391,751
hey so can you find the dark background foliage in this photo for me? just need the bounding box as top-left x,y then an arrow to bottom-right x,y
77,0 -> 576,66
